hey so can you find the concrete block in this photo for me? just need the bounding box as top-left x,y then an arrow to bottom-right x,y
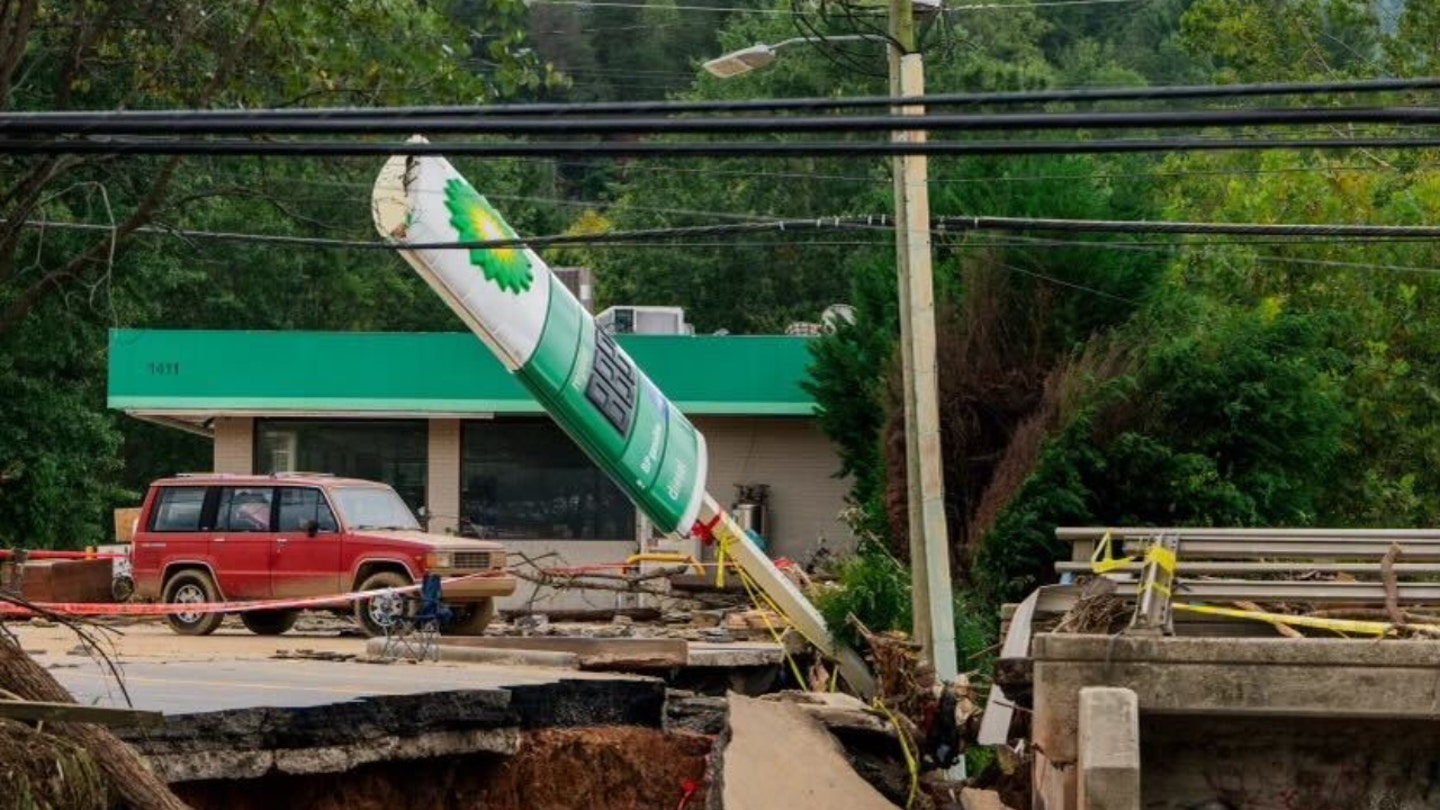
1077,687 -> 1139,810
1033,747 -> 1076,810
438,636 -> 688,669
718,694 -> 895,810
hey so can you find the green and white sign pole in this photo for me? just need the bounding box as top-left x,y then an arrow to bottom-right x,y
373,149 -> 874,696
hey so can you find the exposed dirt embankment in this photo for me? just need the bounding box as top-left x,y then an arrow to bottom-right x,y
174,726 -> 712,810
482,727 -> 711,809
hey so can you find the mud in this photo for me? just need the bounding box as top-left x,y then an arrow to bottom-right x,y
173,726 -> 713,810
480,727 -> 712,810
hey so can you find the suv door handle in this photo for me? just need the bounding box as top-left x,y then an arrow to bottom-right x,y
276,538 -> 289,545
213,537 -> 226,543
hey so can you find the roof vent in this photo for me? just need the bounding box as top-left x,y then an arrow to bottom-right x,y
597,306 -> 693,336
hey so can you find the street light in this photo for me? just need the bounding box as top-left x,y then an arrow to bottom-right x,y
702,35 -> 887,79
703,6 -> 960,693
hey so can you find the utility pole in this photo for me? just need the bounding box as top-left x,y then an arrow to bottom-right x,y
887,0 -> 958,684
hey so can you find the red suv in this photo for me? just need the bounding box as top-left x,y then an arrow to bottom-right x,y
130,473 -> 516,637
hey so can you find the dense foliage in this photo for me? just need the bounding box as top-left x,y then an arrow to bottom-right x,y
0,0 -> 553,547
797,0 -> 1440,634
3,0 -> 1439,675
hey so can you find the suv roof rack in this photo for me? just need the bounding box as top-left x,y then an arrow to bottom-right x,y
269,471 -> 336,478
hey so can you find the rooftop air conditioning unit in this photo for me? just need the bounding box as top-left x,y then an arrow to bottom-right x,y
552,267 -> 594,313
597,305 -> 693,336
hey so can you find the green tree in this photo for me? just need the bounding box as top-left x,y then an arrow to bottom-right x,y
0,1 -> 548,548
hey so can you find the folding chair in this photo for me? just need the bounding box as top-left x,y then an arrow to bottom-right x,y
377,574 -> 453,661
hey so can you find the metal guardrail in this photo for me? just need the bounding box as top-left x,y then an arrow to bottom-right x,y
1061,527 -> 1440,562
1055,526 -> 1440,607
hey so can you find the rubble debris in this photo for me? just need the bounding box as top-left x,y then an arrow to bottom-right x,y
760,690 -> 896,740
513,614 -> 551,635
958,787 -> 1017,810
1053,577 -> 1127,635
691,610 -> 725,628
723,608 -> 785,634
271,650 -> 358,663
849,616 -> 981,772
666,689 -> 728,735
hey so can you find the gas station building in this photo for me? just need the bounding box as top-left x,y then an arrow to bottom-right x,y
107,329 -> 855,608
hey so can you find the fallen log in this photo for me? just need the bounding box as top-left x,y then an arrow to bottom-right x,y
0,633 -> 190,810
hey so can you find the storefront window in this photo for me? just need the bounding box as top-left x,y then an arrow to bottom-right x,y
461,419 -> 634,540
254,420 -> 428,512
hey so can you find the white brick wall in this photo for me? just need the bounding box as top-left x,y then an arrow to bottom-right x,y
212,417 -> 254,474
427,419 -> 461,535
692,416 -> 856,562
204,413 -> 853,611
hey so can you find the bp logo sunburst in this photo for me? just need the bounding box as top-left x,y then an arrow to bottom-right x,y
443,178 -> 534,294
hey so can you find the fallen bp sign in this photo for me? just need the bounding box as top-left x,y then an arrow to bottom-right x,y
372,146 -> 876,696
371,151 -> 707,536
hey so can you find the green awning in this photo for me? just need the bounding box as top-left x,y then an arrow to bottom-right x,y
108,329 -> 820,418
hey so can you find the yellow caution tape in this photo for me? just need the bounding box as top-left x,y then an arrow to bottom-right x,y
1173,602 -> 1416,637
1145,544 -> 1177,573
714,527 -> 730,589
1090,530 -> 1135,574
871,698 -> 920,810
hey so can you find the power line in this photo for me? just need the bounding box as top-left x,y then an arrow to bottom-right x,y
23,210 -> 1440,253
8,134 -> 1440,158
524,0 -> 1148,13
953,234 -> 1440,277
10,77 -> 1440,121
571,156 -> 1439,188
10,106 -> 1440,137
935,215 -> 1440,239
8,215 -> 892,251
522,1 -> 796,15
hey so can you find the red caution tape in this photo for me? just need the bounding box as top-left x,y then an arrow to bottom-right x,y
676,778 -> 700,810
0,550 -> 124,561
0,571 -> 505,618
690,514 -> 723,546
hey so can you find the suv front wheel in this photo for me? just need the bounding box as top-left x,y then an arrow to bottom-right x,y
163,571 -> 224,636
354,570 -> 411,637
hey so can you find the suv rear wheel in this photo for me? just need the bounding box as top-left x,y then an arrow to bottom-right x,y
442,598 -> 496,636
354,570 -> 411,637
241,609 -> 299,636
163,571 -> 224,636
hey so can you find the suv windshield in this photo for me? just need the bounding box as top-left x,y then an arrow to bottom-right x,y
332,487 -> 421,531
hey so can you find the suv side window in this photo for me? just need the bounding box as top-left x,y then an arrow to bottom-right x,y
277,487 -> 338,533
150,487 -> 208,532
217,487 -> 275,532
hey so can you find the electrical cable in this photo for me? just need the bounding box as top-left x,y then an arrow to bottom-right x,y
523,0 -> 1148,14
956,234 -> 1440,277
934,214 -> 1440,239
7,134 -> 1440,158
9,106 -> 1440,137
21,209 -> 1440,253
5,215 -> 895,250
6,77 -> 1440,120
